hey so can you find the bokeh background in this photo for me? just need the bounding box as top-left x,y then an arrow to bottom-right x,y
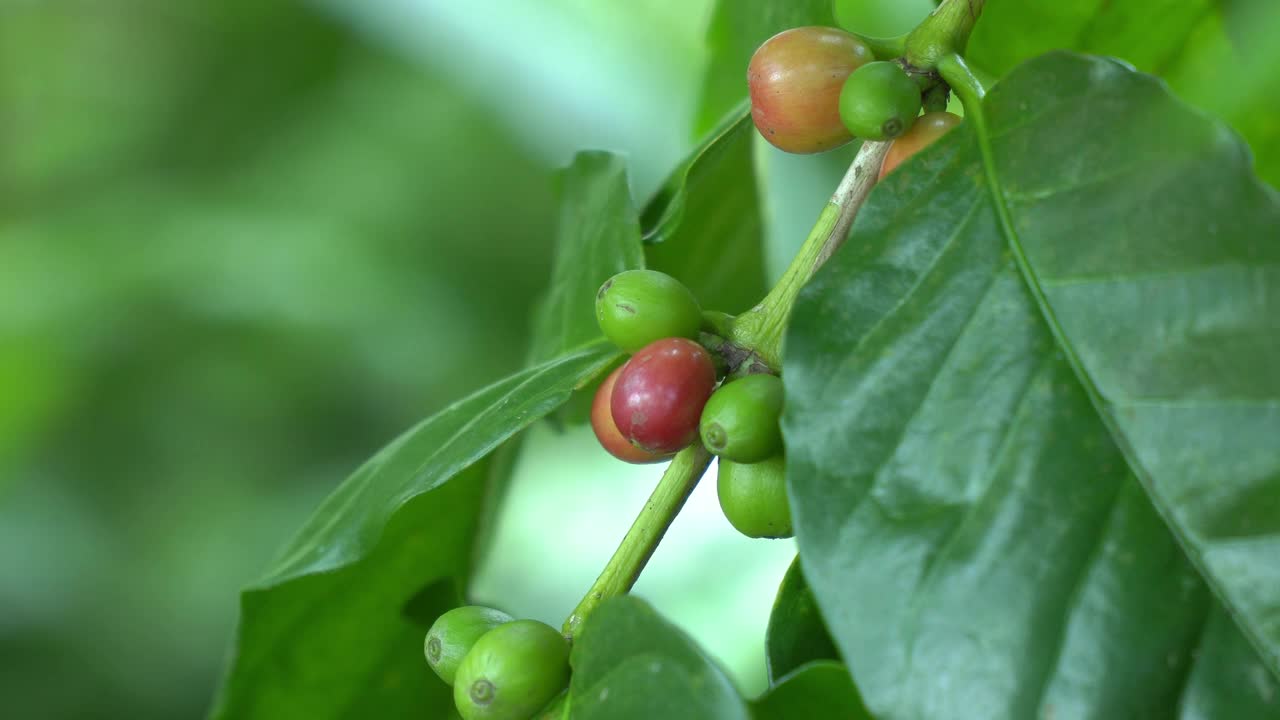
22,0 -> 1272,718
0,1 -> 932,717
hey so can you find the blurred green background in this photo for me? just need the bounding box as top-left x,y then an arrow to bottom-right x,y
16,0 -> 1272,718
0,1 -> 845,717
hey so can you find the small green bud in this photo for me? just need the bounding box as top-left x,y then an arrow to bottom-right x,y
718,456 -> 793,539
425,605 -> 513,685
839,61 -> 922,141
596,270 -> 702,353
453,619 -> 571,720
700,374 -> 784,463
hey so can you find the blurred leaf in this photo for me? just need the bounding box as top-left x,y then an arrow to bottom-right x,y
529,152 -> 644,364
209,341 -> 618,719
784,52 -> 1278,719
0,0 -> 349,208
321,0 -> 711,199
751,661 -> 871,720
764,557 -> 839,683
643,110 -> 768,313
696,0 -> 834,135
968,0 -> 1211,74
832,0 -> 935,37
569,596 -> 750,720
968,0 -> 1280,186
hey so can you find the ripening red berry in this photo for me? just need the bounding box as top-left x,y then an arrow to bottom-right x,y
748,27 -> 873,154
591,366 -> 673,464
611,338 -> 717,455
879,111 -> 962,179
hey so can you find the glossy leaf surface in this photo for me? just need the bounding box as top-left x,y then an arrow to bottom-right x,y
568,596 -> 750,720
784,52 -> 1279,719
764,556 -> 839,682
751,661 -> 872,720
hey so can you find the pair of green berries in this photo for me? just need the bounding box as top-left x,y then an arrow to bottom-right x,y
425,606 -> 569,720
593,269 -> 792,539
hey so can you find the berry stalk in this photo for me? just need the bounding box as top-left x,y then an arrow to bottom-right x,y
904,0 -> 986,70
729,139 -> 890,368
562,443 -> 714,640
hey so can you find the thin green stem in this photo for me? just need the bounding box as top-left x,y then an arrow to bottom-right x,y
905,0 -> 986,70
729,140 -> 891,368
855,33 -> 909,60
938,53 -> 987,104
562,444 -> 714,640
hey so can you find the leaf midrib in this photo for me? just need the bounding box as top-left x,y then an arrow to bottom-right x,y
968,55 -> 1280,681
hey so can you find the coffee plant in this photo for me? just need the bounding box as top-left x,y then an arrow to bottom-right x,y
209,1 -> 1280,718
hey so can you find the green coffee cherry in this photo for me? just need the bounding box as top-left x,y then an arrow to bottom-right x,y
838,61 -> 922,141
453,619 -> 571,720
534,691 -> 569,720
718,456 -> 793,539
700,374 -> 784,463
425,605 -> 513,685
595,270 -> 702,353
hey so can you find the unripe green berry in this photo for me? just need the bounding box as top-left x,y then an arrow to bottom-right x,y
596,270 -> 702,353
838,61 -> 922,141
700,374 -> 784,463
453,619 -> 570,720
718,456 -> 793,539
425,605 -> 513,685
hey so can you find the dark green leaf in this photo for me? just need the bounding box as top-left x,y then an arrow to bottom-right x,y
210,342 -> 619,719
1180,608 -> 1280,718
751,661 -> 872,720
968,0 -> 1280,186
990,50 -> 1280,680
528,152 -> 644,364
696,0 -> 834,135
643,110 -> 768,313
568,596 -> 750,720
784,52 -> 1278,719
765,556 -> 839,682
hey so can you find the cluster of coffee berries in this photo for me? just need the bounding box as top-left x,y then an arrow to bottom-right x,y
592,269 -> 714,463
748,26 -> 961,176
425,606 -> 569,719
702,373 -> 791,539
591,269 -> 792,539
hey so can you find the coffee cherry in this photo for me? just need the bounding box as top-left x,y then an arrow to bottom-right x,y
700,374 -> 784,464
453,619 -> 571,720
879,111 -> 962,179
534,691 -> 568,720
718,456 -> 793,539
591,365 -> 674,464
611,338 -> 717,454
748,27 -> 873,154
595,270 -> 702,353
425,605 -> 513,686
838,61 -> 921,140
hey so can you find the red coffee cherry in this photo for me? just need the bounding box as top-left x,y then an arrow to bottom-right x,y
748,26 -> 873,154
591,366 -> 674,464
611,338 -> 717,455
879,111 -> 962,179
